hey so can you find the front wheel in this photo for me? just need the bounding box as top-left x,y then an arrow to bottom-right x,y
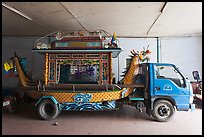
151,100 -> 175,122
37,99 -> 60,120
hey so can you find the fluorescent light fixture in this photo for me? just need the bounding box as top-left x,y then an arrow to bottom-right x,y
2,2 -> 33,21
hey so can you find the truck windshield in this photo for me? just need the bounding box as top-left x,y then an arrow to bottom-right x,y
155,65 -> 186,88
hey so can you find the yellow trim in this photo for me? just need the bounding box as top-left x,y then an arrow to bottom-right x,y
45,53 -> 49,85
109,53 -> 112,84
41,88 -> 127,103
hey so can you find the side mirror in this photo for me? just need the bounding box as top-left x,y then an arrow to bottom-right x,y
192,71 -> 200,82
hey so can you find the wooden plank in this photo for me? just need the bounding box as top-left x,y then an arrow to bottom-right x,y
16,83 -> 145,92
117,84 -> 145,88
42,83 -> 145,91
43,84 -> 118,91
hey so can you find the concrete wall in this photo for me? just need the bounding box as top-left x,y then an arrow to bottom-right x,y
113,38 -> 158,82
114,36 -> 202,82
160,36 -> 202,81
2,37 -> 47,87
2,36 -> 202,87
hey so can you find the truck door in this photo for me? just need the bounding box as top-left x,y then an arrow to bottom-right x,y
153,64 -> 190,110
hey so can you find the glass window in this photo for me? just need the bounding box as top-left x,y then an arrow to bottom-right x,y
155,65 -> 185,88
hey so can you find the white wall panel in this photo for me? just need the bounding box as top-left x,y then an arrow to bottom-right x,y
160,36 -> 202,81
113,38 -> 158,82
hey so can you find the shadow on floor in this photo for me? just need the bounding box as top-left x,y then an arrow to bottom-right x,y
2,101 -> 152,121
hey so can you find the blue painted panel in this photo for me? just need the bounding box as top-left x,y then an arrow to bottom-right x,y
35,96 -> 58,106
59,101 -> 116,111
73,93 -> 92,103
152,63 -> 192,110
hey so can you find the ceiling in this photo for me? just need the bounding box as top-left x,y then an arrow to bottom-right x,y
2,2 -> 202,37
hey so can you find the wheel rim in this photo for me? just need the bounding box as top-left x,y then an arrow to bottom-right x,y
157,105 -> 170,118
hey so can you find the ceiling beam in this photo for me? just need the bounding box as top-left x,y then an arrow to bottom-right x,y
59,2 -> 88,31
2,2 -> 54,33
146,2 -> 167,35
2,2 -> 33,21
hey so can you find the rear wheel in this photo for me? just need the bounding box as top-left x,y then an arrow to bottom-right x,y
37,99 -> 60,120
151,100 -> 175,122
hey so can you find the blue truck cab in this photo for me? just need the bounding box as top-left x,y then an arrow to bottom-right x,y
131,63 -> 195,122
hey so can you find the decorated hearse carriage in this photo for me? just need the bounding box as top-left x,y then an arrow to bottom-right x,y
9,30 -> 195,122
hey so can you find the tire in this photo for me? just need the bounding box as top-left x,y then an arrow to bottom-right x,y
151,100 -> 175,122
37,99 -> 60,120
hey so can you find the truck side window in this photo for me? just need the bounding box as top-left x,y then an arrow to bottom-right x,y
155,65 -> 185,88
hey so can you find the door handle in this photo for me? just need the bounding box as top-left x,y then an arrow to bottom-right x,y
155,87 -> 160,90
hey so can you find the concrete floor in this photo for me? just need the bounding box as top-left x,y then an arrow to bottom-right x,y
2,101 -> 202,135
